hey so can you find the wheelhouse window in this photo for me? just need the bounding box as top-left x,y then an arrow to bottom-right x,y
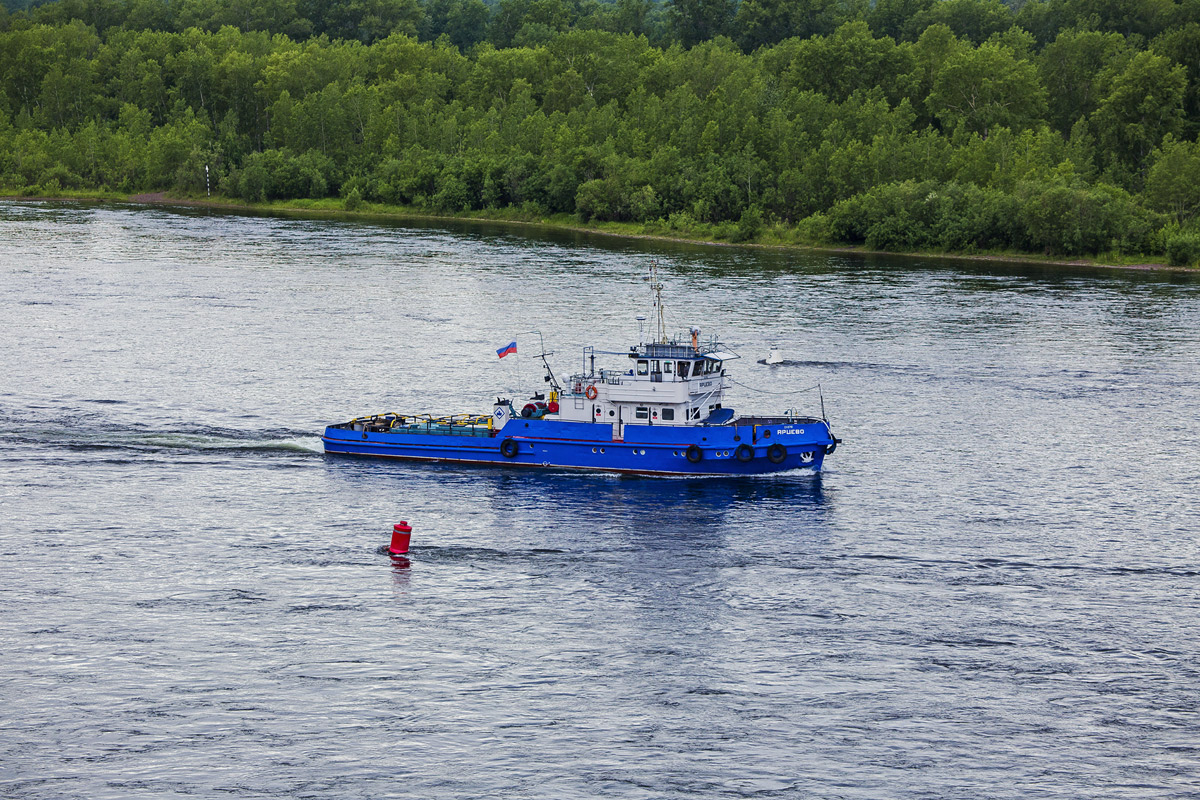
635,406 -> 649,419
661,408 -> 675,421
689,408 -> 701,420
636,360 -> 649,376
677,361 -> 690,379
663,361 -> 673,374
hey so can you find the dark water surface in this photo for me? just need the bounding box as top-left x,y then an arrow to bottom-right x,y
2,201 -> 1199,799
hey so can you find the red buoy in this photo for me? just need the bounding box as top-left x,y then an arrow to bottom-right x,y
389,522 -> 412,555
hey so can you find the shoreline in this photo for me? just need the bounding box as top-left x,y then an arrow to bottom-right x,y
6,191 -> 1196,274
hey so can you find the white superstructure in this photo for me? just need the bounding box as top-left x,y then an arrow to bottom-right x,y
556,337 -> 739,440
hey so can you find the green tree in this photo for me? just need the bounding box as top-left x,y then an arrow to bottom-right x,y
1145,136 -> 1200,223
1152,22 -> 1200,138
420,0 -> 489,50
928,41 -> 1047,137
1057,0 -> 1179,39
906,0 -> 1013,44
1017,177 -> 1156,255
1038,29 -> 1131,133
668,0 -> 734,47
764,21 -> 914,104
1090,49 -> 1186,182
308,0 -> 423,43
866,0 -> 934,41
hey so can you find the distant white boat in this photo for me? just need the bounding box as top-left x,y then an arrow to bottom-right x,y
765,347 -> 784,364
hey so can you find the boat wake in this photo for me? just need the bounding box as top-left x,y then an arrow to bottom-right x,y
757,358 -> 923,373
0,415 -> 323,457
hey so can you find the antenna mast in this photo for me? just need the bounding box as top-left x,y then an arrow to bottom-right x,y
647,262 -> 667,343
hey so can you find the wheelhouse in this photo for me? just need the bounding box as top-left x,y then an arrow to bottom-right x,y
553,333 -> 739,437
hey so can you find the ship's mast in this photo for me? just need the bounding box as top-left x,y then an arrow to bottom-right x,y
646,262 -> 667,343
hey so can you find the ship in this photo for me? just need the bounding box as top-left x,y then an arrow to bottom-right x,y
322,270 -> 840,476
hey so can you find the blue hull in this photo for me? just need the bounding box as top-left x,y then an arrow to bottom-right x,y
322,417 -> 836,476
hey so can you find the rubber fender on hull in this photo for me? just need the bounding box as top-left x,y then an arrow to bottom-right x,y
500,438 -> 520,458
766,443 -> 787,464
735,444 -> 754,462
685,444 -> 703,463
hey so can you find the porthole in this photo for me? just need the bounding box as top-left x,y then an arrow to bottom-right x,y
592,447 -> 597,453
640,449 -> 646,455
600,448 -> 605,454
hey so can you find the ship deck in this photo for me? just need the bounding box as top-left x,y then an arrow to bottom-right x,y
330,413 -> 495,437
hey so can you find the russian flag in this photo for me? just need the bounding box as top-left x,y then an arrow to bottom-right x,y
496,341 -> 517,358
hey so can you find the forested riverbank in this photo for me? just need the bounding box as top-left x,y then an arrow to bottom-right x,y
5,0 -> 1200,265
8,191 -> 1186,274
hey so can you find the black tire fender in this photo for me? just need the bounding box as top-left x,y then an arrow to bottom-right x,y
685,444 -> 703,463
735,444 -> 754,462
767,443 -> 787,464
500,438 -> 520,458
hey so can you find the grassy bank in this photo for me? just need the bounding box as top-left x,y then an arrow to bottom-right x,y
4,189 -> 1191,274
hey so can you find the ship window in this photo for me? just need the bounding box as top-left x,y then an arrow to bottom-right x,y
677,361 -> 690,379
637,360 -> 649,376
662,408 -> 675,421
651,360 -> 660,373
712,361 -> 722,372
663,361 -> 673,374
690,408 -> 701,420
635,406 -> 649,419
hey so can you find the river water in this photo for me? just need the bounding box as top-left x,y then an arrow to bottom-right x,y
2,200 -> 1199,799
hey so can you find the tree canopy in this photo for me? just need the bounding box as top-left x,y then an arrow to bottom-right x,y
4,0 -> 1200,263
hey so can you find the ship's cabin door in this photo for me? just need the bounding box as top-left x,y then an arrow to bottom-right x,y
613,406 -> 623,441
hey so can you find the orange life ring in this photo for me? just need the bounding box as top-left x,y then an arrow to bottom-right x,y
585,385 -> 598,400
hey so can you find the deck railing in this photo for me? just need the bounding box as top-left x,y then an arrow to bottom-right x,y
349,412 -> 494,436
